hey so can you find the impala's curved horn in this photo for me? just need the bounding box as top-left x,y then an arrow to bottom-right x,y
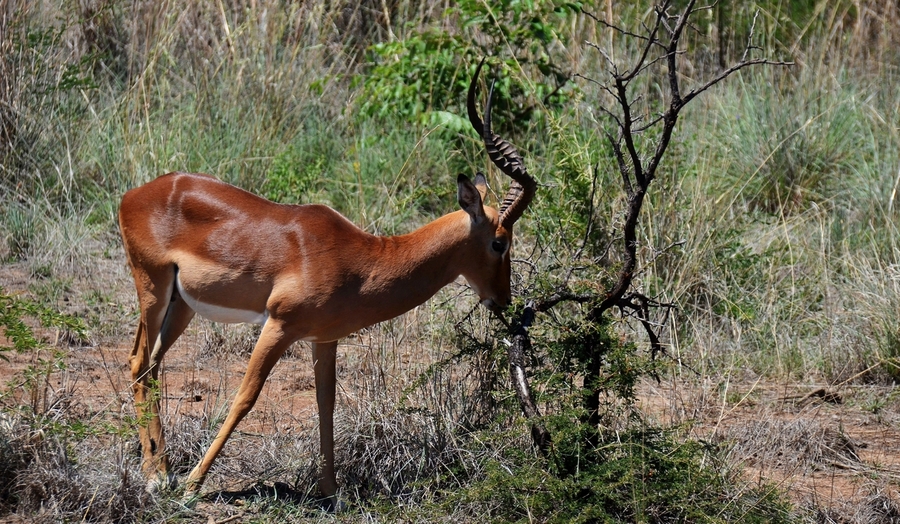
467,58 -> 536,230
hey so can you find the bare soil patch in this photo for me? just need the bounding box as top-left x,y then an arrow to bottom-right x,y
4,259 -> 900,520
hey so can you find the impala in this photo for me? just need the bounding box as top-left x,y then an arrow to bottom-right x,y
118,62 -> 535,506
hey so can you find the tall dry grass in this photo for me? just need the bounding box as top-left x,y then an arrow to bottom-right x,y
2,0 -> 900,521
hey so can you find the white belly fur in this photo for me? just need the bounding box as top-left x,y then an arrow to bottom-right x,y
176,273 -> 268,325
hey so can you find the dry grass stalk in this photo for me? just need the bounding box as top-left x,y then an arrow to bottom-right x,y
723,418 -> 861,473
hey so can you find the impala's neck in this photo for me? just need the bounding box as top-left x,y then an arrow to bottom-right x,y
359,210 -> 475,320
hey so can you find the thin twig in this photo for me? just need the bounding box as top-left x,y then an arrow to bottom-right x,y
581,7 -> 651,42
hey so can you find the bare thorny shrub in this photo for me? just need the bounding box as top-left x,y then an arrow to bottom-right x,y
497,0 -> 791,449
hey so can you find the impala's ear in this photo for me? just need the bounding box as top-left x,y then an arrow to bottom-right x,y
473,171 -> 488,201
457,173 -> 485,222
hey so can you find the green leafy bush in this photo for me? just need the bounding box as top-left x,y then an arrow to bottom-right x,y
354,0 -> 581,126
451,425 -> 792,523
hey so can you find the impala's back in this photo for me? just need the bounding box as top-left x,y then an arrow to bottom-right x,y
119,171 -> 493,341
120,172 -> 378,331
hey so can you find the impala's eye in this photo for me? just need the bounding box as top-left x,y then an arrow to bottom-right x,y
491,240 -> 506,253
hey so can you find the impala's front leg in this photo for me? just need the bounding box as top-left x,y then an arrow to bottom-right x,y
184,318 -> 294,497
313,341 -> 338,504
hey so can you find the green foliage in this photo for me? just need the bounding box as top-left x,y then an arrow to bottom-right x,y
439,296 -> 795,522
264,147 -> 328,205
355,29 -> 474,122
447,422 -> 793,523
354,0 -> 581,126
0,287 -> 85,358
539,314 -> 654,417
532,118 -> 617,261
0,287 -> 87,419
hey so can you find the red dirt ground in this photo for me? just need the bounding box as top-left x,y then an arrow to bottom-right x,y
3,259 -> 900,518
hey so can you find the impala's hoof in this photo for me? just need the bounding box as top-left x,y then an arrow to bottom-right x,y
145,472 -> 177,494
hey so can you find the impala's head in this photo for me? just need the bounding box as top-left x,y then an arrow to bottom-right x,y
458,59 -> 537,312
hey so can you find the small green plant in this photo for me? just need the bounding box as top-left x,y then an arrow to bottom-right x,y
2,205 -> 40,261
0,287 -> 85,360
0,287 -> 86,411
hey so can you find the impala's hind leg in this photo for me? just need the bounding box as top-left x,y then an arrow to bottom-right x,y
129,266 -> 195,489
